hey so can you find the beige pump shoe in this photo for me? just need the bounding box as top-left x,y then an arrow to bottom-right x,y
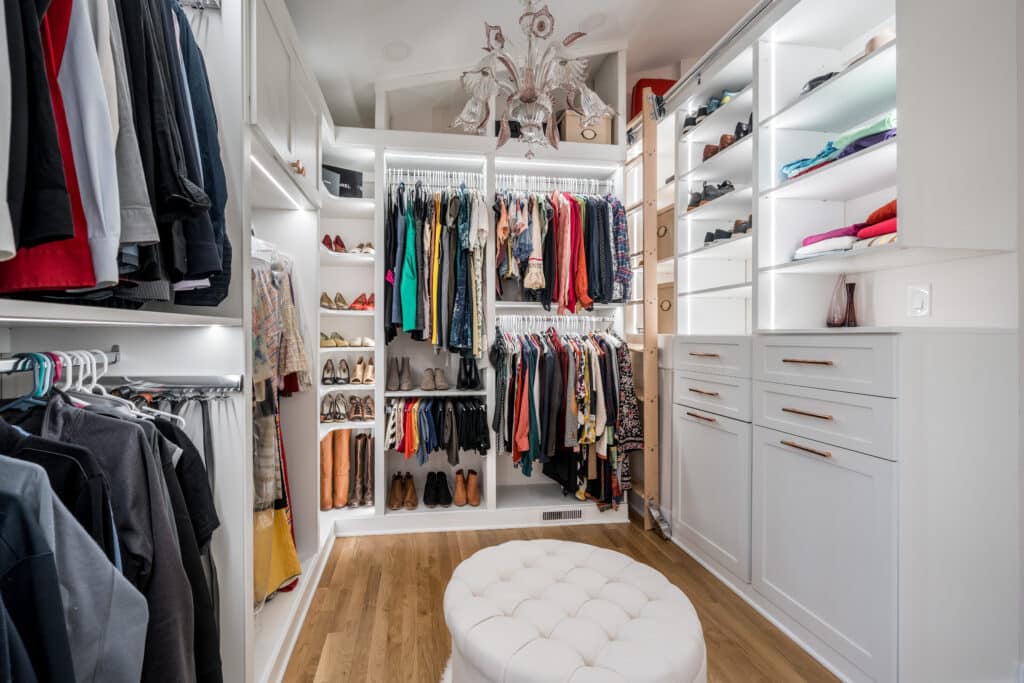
364,358 -> 375,385
351,357 -> 365,384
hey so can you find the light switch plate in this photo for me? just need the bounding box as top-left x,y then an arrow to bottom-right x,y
907,284 -> 931,317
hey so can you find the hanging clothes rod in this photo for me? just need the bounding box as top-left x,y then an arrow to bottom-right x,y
0,346 -> 120,375
495,174 -> 615,195
387,168 -> 484,191
103,375 -> 244,392
497,315 -> 616,334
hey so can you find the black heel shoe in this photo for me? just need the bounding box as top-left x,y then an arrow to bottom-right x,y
456,358 -> 469,390
320,395 -> 334,423
321,359 -> 337,385
468,359 -> 481,390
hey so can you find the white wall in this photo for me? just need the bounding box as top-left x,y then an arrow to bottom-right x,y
1018,0 -> 1024,670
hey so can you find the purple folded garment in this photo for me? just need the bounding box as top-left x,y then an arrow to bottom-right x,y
836,127 -> 897,159
801,223 -> 867,247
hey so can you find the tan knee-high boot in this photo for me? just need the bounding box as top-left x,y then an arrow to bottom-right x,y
332,429 -> 350,508
319,435 -> 333,511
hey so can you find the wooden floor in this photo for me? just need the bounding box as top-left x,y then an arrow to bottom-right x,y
282,521 -> 837,683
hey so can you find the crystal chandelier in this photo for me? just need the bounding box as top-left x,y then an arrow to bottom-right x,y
452,1 -> 615,158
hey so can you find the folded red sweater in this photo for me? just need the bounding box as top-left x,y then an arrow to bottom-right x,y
857,217 -> 897,239
865,199 -> 897,225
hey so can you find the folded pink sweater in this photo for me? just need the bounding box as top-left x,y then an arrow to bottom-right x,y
857,217 -> 897,240
802,223 -> 866,247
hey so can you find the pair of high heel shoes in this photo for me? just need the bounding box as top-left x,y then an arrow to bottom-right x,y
319,291 -> 374,311
321,357 -> 374,385
320,394 -> 375,422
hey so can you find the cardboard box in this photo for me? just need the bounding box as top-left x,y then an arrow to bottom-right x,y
558,110 -> 612,144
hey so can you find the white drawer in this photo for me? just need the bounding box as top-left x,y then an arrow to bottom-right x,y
754,334 -> 898,397
753,381 -> 896,461
674,336 -> 751,378
674,370 -> 752,422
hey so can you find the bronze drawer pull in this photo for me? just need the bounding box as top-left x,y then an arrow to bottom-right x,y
689,352 -> 721,359
782,407 -> 834,421
781,440 -> 832,458
782,358 -> 834,366
686,411 -> 717,423
688,387 -> 720,398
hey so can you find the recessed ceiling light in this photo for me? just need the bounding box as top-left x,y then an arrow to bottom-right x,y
382,41 -> 411,62
580,13 -> 607,32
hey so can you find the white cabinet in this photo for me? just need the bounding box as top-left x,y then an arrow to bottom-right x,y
251,0 -> 321,204
673,406 -> 751,582
289,61 -> 321,201
752,426 -> 896,682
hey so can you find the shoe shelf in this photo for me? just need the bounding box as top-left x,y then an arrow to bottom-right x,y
679,134 -> 752,184
319,384 -> 375,397
657,257 -> 675,284
320,308 -> 374,317
678,85 -> 753,145
761,138 -> 897,201
759,243 -> 997,275
383,389 -> 487,398
319,250 -> 374,267
680,233 -> 752,260
319,421 -> 376,437
683,186 -> 753,220
383,502 -> 487,516
678,282 -> 753,299
319,346 -> 375,354
762,41 -> 897,133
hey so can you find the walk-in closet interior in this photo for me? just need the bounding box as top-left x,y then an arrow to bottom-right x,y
0,0 -> 1021,682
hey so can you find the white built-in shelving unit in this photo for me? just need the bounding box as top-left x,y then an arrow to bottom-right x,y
660,1 -> 1021,682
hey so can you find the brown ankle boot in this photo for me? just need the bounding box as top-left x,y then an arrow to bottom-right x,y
319,435 -> 333,511
387,473 -> 403,511
453,469 -> 467,507
466,469 -> 481,507
402,472 -> 418,510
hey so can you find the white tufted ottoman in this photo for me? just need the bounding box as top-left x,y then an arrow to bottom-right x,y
443,540 -> 707,683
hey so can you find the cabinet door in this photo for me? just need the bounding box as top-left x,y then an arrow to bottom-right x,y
673,406 -> 751,582
752,427 -> 896,682
252,0 -> 294,160
289,63 -> 321,202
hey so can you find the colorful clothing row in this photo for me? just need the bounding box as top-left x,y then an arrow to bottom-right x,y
489,328 -> 642,506
251,239 -> 310,609
382,397 -> 489,467
494,191 -> 631,311
383,182 -> 489,358
0,0 -> 229,306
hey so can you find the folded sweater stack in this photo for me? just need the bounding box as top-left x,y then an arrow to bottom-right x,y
791,199 -> 898,261
780,111 -> 898,180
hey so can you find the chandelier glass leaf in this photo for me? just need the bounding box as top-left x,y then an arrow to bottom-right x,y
453,1 -> 616,158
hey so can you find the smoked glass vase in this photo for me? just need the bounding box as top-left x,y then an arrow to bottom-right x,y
826,274 -> 848,327
844,282 -> 858,327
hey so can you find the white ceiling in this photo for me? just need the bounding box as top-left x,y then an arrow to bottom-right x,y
285,0 -> 757,127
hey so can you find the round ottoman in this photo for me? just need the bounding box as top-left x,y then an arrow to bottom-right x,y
443,540 -> 707,683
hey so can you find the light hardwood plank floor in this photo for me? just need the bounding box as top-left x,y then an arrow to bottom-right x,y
282,520 -> 838,683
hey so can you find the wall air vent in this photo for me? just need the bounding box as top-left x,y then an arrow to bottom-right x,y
541,508 -> 583,522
